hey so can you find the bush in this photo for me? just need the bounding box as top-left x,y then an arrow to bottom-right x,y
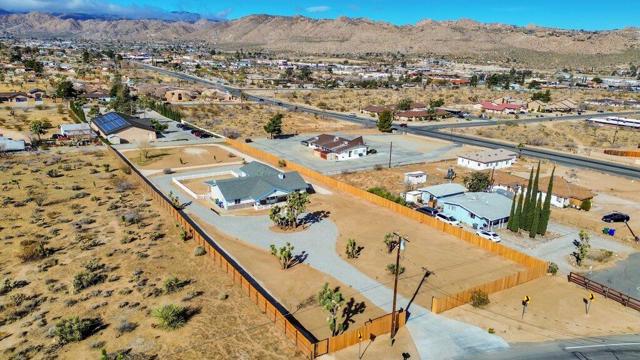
368,187 -> 406,206
386,263 -> 405,275
547,262 -> 559,275
152,304 -> 188,329
53,317 -> 103,344
18,239 -> 50,262
470,290 -> 490,308
580,199 -> 592,211
163,276 -> 189,293
193,246 -> 206,256
73,271 -> 106,292
116,319 -> 138,334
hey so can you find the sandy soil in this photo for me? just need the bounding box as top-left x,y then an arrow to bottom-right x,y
0,103 -> 73,140
306,189 -> 524,311
178,103 -> 362,138
189,216 -> 390,341
122,145 -> 240,170
0,148 -> 301,359
444,276 -> 640,343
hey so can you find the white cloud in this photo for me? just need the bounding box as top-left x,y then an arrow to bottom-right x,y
0,0 -> 229,20
305,5 -> 330,13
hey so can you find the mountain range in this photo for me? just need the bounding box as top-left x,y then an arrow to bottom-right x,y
1,11 -> 639,60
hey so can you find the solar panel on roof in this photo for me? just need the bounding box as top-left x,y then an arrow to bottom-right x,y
95,113 -> 129,134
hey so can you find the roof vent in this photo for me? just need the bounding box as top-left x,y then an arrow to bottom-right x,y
278,173 -> 285,180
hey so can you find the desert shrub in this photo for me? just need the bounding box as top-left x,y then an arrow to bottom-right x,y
73,271 -> 106,292
580,198 -> 592,211
277,159 -> 287,168
162,168 -> 173,174
152,304 -> 188,329
53,317 -> 103,344
488,327 -> 495,334
120,166 -> 132,175
368,187 -> 406,205
18,239 -> 51,262
46,169 -> 62,178
116,319 -> 138,334
193,246 -> 206,256
163,276 -> 189,293
345,238 -> 360,259
471,290 -> 490,308
386,263 -> 405,275
122,211 -> 140,225
547,262 -> 559,275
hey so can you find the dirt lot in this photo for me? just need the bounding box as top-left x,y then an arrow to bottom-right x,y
0,148 -> 301,359
248,88 -> 627,116
459,121 -> 640,165
444,276 -> 640,343
178,104 -> 361,138
121,145 -> 241,170
307,189 -> 524,310
0,103 -> 72,141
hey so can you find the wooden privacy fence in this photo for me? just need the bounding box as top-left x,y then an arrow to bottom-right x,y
604,149 -> 640,158
106,145 -> 406,358
568,272 -> 640,312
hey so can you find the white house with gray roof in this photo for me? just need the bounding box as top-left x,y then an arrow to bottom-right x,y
207,162 -> 308,210
405,183 -> 466,205
457,148 -> 517,170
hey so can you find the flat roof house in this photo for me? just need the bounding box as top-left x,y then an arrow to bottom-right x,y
441,192 -> 513,230
0,135 -> 26,151
457,148 -> 517,170
91,112 -> 157,144
301,134 -> 368,161
207,162 -> 308,210
60,123 -> 94,138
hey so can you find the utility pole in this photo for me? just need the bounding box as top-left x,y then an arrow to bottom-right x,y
390,232 -> 408,342
388,141 -> 393,168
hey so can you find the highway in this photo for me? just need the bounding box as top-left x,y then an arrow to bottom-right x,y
135,62 -> 640,178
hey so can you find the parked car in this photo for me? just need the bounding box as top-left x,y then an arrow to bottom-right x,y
602,212 -> 630,223
435,213 -> 460,226
367,149 -> 377,155
399,123 -> 408,128
176,123 -> 185,129
244,138 -> 253,143
476,230 -> 501,243
416,206 -> 438,217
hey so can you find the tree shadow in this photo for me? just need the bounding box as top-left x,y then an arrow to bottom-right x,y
341,297 -> 367,333
299,210 -> 330,228
290,251 -> 308,268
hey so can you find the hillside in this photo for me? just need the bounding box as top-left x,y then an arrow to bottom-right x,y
1,12 -> 639,58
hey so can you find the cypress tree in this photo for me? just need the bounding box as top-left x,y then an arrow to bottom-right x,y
513,189 -> 524,232
507,194 -> 517,231
539,167 -> 555,235
530,191 -> 541,238
522,168 -> 534,231
527,163 -> 541,230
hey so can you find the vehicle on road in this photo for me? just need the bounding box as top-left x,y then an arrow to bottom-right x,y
399,123 -> 408,128
416,206 -> 438,217
602,212 -> 630,223
435,213 -> 460,226
476,230 -> 501,242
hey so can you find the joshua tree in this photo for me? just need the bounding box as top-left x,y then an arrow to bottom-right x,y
318,283 -> 345,336
270,243 -> 295,269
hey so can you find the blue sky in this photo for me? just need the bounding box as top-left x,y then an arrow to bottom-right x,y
1,0 -> 638,30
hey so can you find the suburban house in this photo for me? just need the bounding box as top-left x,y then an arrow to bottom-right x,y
491,171 -> 595,209
164,89 -> 198,103
405,183 -> 466,206
457,148 -> 517,170
0,135 -> 26,151
301,134 -> 368,161
362,105 -> 391,117
0,91 -> 29,103
91,112 -> 157,144
207,162 -> 309,210
201,88 -> 237,102
81,91 -> 111,103
479,100 -> 527,114
27,88 -> 46,101
441,192 -> 513,230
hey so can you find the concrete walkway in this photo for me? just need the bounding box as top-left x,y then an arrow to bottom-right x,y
151,172 -> 509,359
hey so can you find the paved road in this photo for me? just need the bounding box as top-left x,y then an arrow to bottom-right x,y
589,252 -> 640,299
135,62 -> 640,179
460,334 -> 640,360
147,167 -> 509,359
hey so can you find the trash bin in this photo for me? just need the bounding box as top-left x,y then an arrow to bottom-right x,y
603,227 -> 609,234
609,228 -> 616,236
